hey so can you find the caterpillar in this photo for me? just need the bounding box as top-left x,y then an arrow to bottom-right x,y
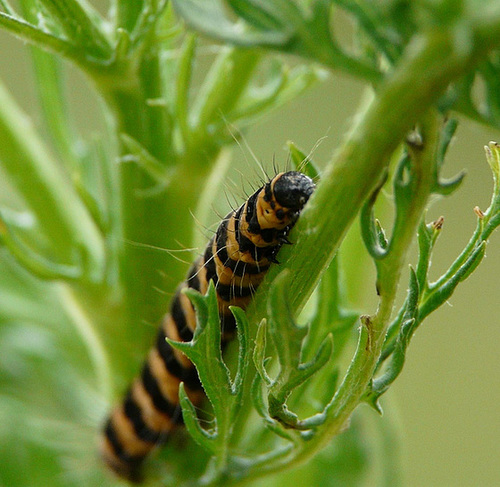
101,171 -> 315,481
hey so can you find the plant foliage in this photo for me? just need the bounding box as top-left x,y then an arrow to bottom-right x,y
1,1 -> 500,486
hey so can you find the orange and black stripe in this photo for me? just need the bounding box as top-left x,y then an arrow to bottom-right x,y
101,171 -> 315,481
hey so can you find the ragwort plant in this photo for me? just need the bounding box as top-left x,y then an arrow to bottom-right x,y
1,1 -> 500,486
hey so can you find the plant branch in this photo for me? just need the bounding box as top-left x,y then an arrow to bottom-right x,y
249,26 -> 500,320
0,12 -> 84,65
237,111 -> 441,483
37,0 -> 112,59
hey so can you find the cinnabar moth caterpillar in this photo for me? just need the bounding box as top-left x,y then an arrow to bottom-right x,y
101,171 -> 315,481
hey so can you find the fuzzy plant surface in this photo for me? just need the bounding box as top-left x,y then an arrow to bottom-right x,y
1,1 -> 500,486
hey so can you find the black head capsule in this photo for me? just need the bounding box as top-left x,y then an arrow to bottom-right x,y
273,172 -> 315,211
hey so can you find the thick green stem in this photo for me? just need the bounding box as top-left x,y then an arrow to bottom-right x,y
96,84 -> 219,344
249,27 -> 500,320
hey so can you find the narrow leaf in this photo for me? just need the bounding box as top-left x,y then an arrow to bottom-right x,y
360,172 -> 389,259
420,242 -> 486,320
175,34 -> 196,145
253,319 -> 272,386
284,333 -> 333,393
178,383 -> 216,451
0,215 -> 80,280
227,0 -> 284,30
230,306 -> 251,395
121,133 -> 172,184
36,0 -> 111,58
286,140 -> 321,180
0,79 -> 105,278
0,12 -> 81,64
172,0 -> 290,47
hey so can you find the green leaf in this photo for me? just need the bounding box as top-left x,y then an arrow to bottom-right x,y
253,319 -> 273,386
178,383 -> 216,452
167,282 -> 252,475
0,0 -> 16,15
360,171 -> 389,259
0,213 -> 80,280
286,140 -> 322,180
485,140 -> 500,183
230,65 -> 327,129
267,271 -> 307,377
436,118 -> 458,164
227,0 -> 285,30
229,306 -> 251,403
172,0 -> 290,48
420,241 -> 486,320
21,0 -> 82,172
416,217 -> 443,290
121,133 -> 172,184
189,47 -> 260,142
0,12 -> 82,64
35,0 -> 111,59
175,33 -> 196,146
261,271 -> 334,429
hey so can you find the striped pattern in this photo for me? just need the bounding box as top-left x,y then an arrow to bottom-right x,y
101,171 -> 315,480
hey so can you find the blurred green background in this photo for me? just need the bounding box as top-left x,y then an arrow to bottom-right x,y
1,6 -> 500,487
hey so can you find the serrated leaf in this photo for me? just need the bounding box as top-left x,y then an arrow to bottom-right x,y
263,272 -> 334,429
169,284 -> 233,416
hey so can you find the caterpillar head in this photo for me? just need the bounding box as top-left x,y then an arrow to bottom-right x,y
259,172 -> 315,229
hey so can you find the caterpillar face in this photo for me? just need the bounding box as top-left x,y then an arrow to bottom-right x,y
101,171 -> 315,481
260,172 -> 314,228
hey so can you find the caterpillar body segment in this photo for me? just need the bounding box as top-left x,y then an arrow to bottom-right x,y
101,171 -> 315,481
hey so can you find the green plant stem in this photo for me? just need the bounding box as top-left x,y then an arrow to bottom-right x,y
226,26 -> 500,479
234,112 -> 440,485
95,89 -> 218,339
250,26 -> 500,320
233,23 -> 500,482
92,43 -> 262,338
